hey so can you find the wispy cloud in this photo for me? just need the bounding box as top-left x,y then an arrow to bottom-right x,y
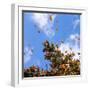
24,46 -> 33,64
70,33 -> 80,49
70,33 -> 80,40
59,33 -> 80,60
32,13 -> 56,38
73,16 -> 80,30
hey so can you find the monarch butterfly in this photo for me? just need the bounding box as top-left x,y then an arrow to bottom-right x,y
37,30 -> 40,33
56,27 -> 58,32
49,15 -> 52,21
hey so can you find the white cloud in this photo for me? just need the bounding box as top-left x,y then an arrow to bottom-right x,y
59,43 -> 80,60
24,46 -> 33,64
73,18 -> 80,30
59,43 -> 72,54
70,34 -> 78,40
70,33 -> 80,42
59,33 -> 80,60
70,33 -> 80,48
32,13 -> 56,38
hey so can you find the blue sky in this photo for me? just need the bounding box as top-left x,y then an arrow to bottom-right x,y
23,12 -> 80,70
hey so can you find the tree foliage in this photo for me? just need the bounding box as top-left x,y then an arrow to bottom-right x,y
24,40 -> 80,77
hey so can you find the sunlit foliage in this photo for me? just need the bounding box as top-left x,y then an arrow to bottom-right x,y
24,40 -> 80,77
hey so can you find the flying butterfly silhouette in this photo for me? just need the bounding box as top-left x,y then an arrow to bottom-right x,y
61,40 -> 64,43
78,52 -> 80,55
37,30 -> 41,33
56,27 -> 58,32
49,15 -> 52,21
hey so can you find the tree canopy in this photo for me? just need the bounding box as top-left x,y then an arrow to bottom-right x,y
24,40 -> 80,77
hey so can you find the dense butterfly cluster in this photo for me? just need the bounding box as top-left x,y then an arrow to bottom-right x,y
24,40 -> 80,77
